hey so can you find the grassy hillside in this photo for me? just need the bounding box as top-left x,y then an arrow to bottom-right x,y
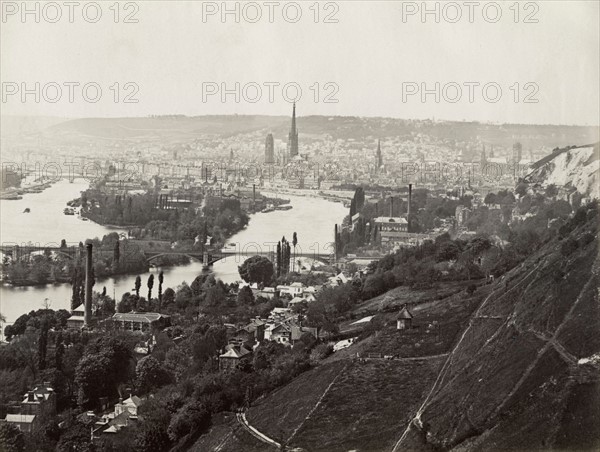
400,203 -> 599,451
289,358 -> 444,452
246,361 -> 346,443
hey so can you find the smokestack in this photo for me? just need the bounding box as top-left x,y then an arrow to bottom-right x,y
84,243 -> 93,327
253,184 -> 256,204
390,197 -> 394,217
408,184 -> 412,216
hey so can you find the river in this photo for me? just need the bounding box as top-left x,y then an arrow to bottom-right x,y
0,180 -> 347,325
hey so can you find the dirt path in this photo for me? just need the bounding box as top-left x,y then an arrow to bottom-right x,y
236,411 -> 281,449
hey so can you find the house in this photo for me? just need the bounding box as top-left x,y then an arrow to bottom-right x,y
67,304 -> 85,329
396,306 -> 413,330
112,312 -> 171,332
93,395 -> 143,437
302,286 -> 317,296
327,272 -> 349,286
291,325 -> 318,342
268,321 -> 318,345
277,282 -> 304,296
289,296 -> 307,308
269,323 -> 293,344
20,383 -> 56,416
256,287 -> 279,299
268,307 -> 293,322
115,396 -> 143,417
219,344 -> 252,372
2,414 -> 37,432
229,318 -> 266,347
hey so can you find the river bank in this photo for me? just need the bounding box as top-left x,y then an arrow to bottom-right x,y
0,182 -> 347,325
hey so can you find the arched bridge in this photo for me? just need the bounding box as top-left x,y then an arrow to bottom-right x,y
144,248 -> 335,265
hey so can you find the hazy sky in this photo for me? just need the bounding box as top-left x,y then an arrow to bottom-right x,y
1,1 -> 599,125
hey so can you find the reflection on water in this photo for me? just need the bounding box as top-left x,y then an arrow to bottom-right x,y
0,181 -> 346,324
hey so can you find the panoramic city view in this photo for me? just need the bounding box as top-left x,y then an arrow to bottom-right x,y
0,1 -> 598,451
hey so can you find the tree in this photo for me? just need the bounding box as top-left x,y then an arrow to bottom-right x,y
135,356 -> 172,394
237,286 -> 255,305
484,193 -> 497,205
167,401 -> 210,441
135,401 -> 172,452
545,184 -> 558,198
134,275 -> 142,297
163,287 -> 175,306
238,255 -> 274,285
515,182 -> 528,197
75,337 -> 133,408
292,232 -> 298,272
38,317 -> 49,370
158,271 -> 164,309
112,241 -> 120,272
147,274 -> 155,301
0,423 -> 25,452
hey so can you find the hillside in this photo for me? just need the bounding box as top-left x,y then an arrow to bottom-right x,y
525,143 -> 600,199
192,202 -> 599,451
398,203 -> 599,451
3,114 -> 598,146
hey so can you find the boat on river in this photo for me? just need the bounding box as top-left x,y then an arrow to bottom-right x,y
23,208 -> 30,213
63,207 -> 75,215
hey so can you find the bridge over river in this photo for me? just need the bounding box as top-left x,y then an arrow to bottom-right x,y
0,242 -> 351,266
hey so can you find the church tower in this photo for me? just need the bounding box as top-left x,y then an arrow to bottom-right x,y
265,133 -> 275,164
287,102 -> 299,158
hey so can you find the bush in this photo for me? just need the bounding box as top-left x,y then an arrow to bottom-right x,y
560,238 -> 579,256
310,343 -> 333,362
466,284 -> 477,295
0,423 -> 25,452
167,401 -> 210,441
579,232 -> 595,247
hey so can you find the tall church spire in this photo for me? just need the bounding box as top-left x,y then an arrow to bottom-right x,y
287,102 -> 299,157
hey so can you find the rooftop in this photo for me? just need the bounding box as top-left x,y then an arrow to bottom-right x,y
5,414 -> 36,423
374,217 -> 408,224
397,307 -> 413,320
112,312 -> 169,323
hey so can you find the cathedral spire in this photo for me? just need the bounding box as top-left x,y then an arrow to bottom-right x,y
287,102 -> 299,157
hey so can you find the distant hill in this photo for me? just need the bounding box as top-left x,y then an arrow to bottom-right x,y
526,143 -> 599,199
3,114 -> 597,148
0,115 -> 70,137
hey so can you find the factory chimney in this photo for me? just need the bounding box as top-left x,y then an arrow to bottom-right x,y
84,243 -> 93,327
390,197 -> 394,217
407,184 -> 412,216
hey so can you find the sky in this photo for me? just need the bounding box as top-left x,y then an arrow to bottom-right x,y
1,0 -> 599,125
